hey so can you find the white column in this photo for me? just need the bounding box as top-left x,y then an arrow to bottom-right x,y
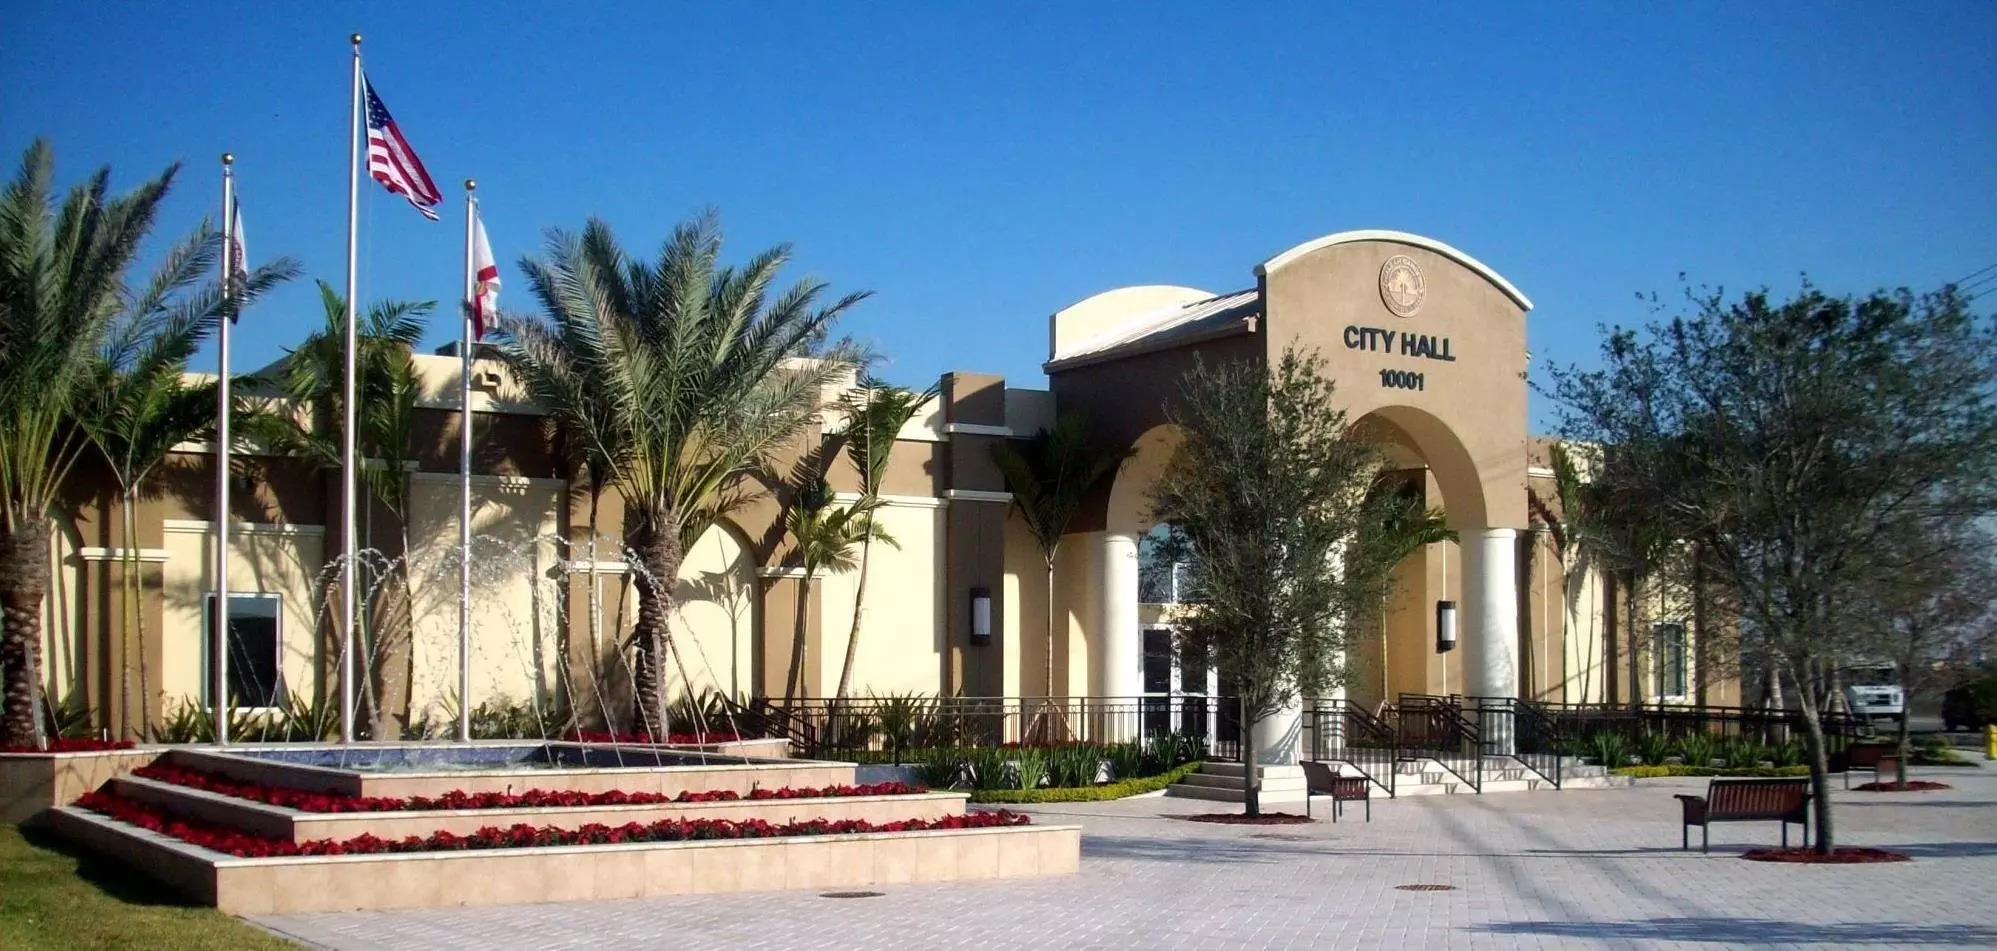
1099,532 -> 1142,739
1251,697 -> 1303,766
1464,527 -> 1520,754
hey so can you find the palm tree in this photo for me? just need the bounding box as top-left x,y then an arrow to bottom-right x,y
833,377 -> 937,702
495,213 -> 866,733
1529,442 -> 1601,702
80,225 -> 298,739
780,476 -> 892,705
240,282 -> 431,738
990,412 -> 1126,736
0,141 -> 180,748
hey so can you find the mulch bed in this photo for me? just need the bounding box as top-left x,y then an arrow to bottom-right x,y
1741,847 -> 1910,864
1853,780 -> 1952,792
1180,812 -> 1313,825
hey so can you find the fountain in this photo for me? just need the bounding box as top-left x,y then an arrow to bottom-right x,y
33,530 -> 1081,912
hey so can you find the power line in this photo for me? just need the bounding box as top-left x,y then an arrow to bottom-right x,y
1951,260 -> 1997,287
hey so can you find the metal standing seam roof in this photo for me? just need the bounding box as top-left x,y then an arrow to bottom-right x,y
1044,289 -> 1262,371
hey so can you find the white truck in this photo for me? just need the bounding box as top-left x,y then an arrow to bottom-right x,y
1840,666 -> 1905,722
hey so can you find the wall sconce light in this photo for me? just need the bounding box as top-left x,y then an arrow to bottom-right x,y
970,586 -> 992,646
1436,600 -> 1458,653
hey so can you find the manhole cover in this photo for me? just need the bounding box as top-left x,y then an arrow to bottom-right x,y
1395,884 -> 1456,892
820,891 -> 885,899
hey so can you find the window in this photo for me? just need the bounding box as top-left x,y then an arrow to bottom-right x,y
1653,622 -> 1687,699
1139,524 -> 1200,604
206,594 -> 283,709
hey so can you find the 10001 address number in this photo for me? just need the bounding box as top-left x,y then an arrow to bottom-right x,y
1379,369 -> 1425,391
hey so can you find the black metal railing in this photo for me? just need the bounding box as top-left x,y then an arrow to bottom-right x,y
1305,700 -> 1398,797
1528,700 -> 1863,754
1393,695 -> 1482,792
1463,697 -> 1564,788
754,696 -> 1241,763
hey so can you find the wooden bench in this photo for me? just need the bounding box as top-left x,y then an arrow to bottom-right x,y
1301,760 -> 1371,822
1832,744 -> 1902,788
1674,777 -> 1812,852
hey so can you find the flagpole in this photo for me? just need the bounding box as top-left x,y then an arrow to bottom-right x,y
458,181 -> 477,743
340,33 -> 363,744
214,153 -> 235,746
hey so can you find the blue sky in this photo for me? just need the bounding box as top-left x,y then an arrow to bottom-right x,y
5,2 -> 1994,429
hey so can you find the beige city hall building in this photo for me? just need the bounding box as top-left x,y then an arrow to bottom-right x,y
37,229 -> 1738,744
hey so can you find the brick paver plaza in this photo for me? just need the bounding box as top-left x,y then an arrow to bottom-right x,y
255,763 -> 1997,950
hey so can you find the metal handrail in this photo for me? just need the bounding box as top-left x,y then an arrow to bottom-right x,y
1394,696 -> 1482,792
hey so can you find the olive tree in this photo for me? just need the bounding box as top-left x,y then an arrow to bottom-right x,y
1552,282 -> 1997,853
1148,347 -> 1409,815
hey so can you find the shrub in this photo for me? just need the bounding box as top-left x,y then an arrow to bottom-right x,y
1106,742 -> 1145,781
1634,731 -> 1674,767
1045,743 -> 1103,788
1614,764 -> 1811,778
969,761 -> 1205,804
1586,732 -> 1631,767
1772,737 -> 1809,768
1011,746 -> 1048,790
1721,738 -> 1768,770
1675,732 -> 1717,768
965,746 -> 1011,790
913,748 -> 964,788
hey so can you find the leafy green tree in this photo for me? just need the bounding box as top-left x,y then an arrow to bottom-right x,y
990,412 -> 1126,735
80,223 -> 298,739
833,377 -> 937,701
240,282 -> 431,738
495,213 -> 865,733
1552,282 -> 1997,852
1148,348 -> 1407,815
780,476 -> 892,705
0,142 -> 181,748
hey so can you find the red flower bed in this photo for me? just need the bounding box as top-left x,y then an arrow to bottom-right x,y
569,730 -> 744,745
1853,780 -> 1952,792
132,763 -> 923,813
1741,846 -> 1910,863
77,789 -> 1028,859
1,738 -> 137,754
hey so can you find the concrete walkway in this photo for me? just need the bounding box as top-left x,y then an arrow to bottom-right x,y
255,763 -> 1997,950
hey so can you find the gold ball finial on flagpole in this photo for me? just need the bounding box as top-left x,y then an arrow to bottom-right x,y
465,179 -> 477,193
221,153 -> 234,166
351,33 -> 363,46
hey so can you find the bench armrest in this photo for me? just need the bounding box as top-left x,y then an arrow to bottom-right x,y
1674,794 -> 1708,824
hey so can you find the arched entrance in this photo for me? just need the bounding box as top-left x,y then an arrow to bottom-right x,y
1047,228 -> 1534,765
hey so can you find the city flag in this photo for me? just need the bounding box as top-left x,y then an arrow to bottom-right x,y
363,74 -> 442,220
471,213 -> 500,339
225,196 -> 248,316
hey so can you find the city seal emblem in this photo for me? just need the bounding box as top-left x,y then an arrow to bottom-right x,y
1379,254 -> 1425,318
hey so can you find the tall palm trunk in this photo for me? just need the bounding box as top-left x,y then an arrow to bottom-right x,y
630,521 -> 680,736
120,492 -> 153,740
784,572 -> 815,707
834,532 -> 873,701
0,517 -> 53,748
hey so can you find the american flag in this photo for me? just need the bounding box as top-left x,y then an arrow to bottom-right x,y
363,75 -> 442,220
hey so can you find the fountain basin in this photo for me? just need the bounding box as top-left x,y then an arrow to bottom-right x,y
109,774 -> 973,843
163,743 -> 854,799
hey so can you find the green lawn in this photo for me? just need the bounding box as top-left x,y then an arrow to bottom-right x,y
0,823 -> 295,951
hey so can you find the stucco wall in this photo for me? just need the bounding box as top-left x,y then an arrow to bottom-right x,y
159,521 -> 325,714
813,499 -> 946,697
1259,236 -> 1530,532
